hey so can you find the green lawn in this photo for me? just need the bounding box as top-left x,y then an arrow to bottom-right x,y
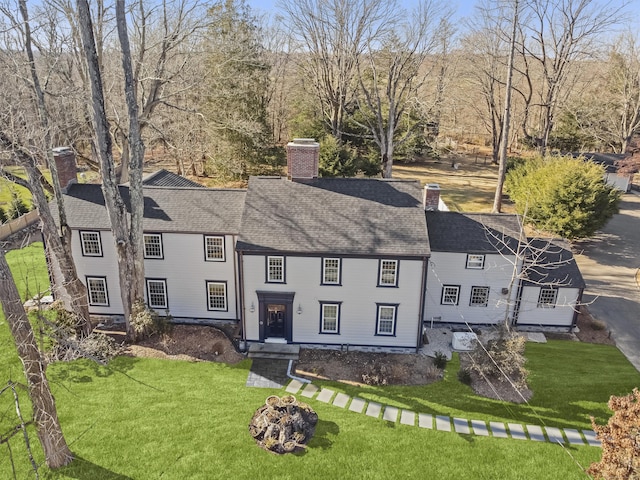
1,244 -> 639,479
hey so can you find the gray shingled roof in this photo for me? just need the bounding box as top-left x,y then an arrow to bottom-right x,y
141,169 -> 205,188
236,177 -> 430,257
425,212 -> 522,254
523,239 -> 585,288
57,183 -> 246,234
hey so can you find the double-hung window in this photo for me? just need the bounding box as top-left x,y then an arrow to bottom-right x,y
322,258 -> 341,285
537,288 -> 558,308
206,281 -> 228,311
378,259 -> 398,287
146,279 -> 168,310
470,286 -> 490,307
376,304 -> 398,336
204,236 -> 225,261
466,254 -> 485,269
143,233 -> 163,259
266,256 -> 285,283
86,276 -> 109,306
441,285 -> 460,305
80,231 -> 102,256
320,302 -> 340,334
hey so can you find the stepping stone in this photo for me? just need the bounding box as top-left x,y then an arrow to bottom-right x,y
285,379 -> 303,394
300,383 -> 318,398
333,392 -> 350,408
400,410 -> 416,426
366,402 -> 382,418
316,388 -> 335,403
435,415 -> 451,432
526,425 -> 546,442
563,429 -> 585,445
383,406 -> 399,422
508,423 -> 527,440
418,413 -> 433,429
545,427 -> 565,444
582,430 -> 601,447
349,397 -> 366,414
471,420 -> 489,436
453,418 -> 470,434
490,422 -> 508,438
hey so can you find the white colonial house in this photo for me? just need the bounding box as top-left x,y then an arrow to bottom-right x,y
50,140 -> 585,352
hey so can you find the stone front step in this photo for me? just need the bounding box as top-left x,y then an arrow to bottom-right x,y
247,343 -> 300,360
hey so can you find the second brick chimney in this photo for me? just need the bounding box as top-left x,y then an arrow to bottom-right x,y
52,147 -> 78,192
423,184 -> 441,211
286,138 -> 319,180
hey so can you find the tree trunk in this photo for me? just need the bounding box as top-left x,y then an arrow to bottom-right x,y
492,0 -> 519,214
77,0 -> 140,339
116,0 -> 146,327
0,249 -> 73,469
0,134 -> 91,335
17,0 -> 91,333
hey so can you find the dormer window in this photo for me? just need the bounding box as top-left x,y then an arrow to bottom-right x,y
466,254 -> 485,269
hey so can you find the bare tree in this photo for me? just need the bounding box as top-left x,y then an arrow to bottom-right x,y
355,0 -> 451,178
493,0 -> 519,213
0,0 -> 91,333
279,0 -> 397,142
77,0 -> 145,339
0,248 -> 73,469
519,0 -> 625,152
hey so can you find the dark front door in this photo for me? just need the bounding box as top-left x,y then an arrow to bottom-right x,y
266,304 -> 286,338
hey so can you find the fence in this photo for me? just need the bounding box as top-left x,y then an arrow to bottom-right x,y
0,210 -> 39,241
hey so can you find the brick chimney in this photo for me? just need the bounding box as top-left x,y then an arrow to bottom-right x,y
52,147 -> 78,192
286,138 -> 319,180
423,184 -> 440,211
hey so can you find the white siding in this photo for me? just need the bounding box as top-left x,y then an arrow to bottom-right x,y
425,252 -> 520,325
72,230 -> 239,320
516,286 -> 580,327
242,255 -> 424,348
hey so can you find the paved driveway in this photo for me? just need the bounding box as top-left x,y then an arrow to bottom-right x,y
573,192 -> 640,371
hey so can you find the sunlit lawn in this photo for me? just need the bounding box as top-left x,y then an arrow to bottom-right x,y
2,244 -> 639,479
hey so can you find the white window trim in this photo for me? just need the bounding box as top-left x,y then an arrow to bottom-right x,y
206,281 -> 228,311
266,256 -> 285,283
80,231 -> 102,257
204,235 -> 225,262
470,286 -> 490,307
466,254 -> 485,269
537,288 -> 558,308
441,285 -> 460,305
86,276 -> 109,306
146,279 -> 168,310
143,233 -> 164,259
322,258 -> 341,285
378,259 -> 398,287
320,302 -> 340,334
376,304 -> 397,336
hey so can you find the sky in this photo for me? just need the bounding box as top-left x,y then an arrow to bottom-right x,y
247,0 -> 639,28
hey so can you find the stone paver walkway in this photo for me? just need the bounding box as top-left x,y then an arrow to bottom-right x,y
283,380 -> 602,447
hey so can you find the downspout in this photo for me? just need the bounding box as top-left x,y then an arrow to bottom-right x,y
237,249 -> 246,348
571,288 -> 584,332
416,256 -> 429,352
512,278 -> 524,326
287,360 -> 311,384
